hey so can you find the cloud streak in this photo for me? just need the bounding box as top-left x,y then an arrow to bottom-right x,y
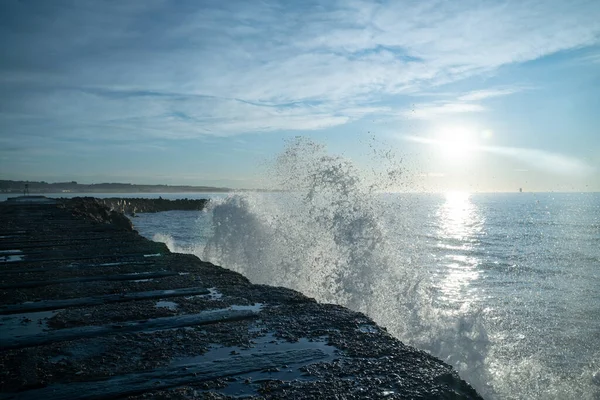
402,135 -> 595,176
457,88 -> 525,102
402,87 -> 526,119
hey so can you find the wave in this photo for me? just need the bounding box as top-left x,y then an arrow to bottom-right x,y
156,137 -> 599,399
201,138 -> 497,395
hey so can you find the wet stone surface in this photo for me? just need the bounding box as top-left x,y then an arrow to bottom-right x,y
0,198 -> 483,399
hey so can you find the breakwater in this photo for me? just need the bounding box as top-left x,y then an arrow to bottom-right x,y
0,197 -> 482,399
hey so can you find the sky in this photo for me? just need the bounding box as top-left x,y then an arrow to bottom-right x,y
0,0 -> 599,192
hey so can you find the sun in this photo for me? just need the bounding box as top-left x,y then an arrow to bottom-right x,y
434,125 -> 479,162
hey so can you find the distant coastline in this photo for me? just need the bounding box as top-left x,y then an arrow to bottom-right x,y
0,180 -> 234,194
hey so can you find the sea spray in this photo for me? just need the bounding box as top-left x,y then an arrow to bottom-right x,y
202,137 -> 495,395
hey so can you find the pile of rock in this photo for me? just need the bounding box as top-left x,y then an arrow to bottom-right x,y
61,197 -> 134,231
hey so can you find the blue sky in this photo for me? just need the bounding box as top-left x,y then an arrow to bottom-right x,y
0,0 -> 599,191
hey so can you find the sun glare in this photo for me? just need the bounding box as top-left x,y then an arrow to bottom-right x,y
435,126 -> 479,162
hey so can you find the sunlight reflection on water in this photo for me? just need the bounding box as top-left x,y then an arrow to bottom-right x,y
435,192 -> 484,305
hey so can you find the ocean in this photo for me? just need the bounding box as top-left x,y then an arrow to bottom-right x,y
126,189 -> 599,400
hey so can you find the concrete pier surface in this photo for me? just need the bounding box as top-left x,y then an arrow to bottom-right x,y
0,197 -> 483,399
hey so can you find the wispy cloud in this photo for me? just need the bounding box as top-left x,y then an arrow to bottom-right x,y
578,52 -> 600,64
457,88 -> 525,102
405,102 -> 487,119
402,87 -> 525,119
1,0 -> 599,138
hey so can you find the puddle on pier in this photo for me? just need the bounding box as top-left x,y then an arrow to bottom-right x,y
96,262 -> 127,267
0,310 -> 60,340
155,301 -> 178,311
185,287 -> 223,301
92,261 -> 151,267
0,249 -> 24,262
124,271 -> 155,275
170,332 -> 338,397
357,324 -> 379,334
229,303 -> 264,313
0,232 -> 27,239
121,272 -> 158,282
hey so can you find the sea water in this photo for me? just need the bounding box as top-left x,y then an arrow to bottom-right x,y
131,142 -> 598,399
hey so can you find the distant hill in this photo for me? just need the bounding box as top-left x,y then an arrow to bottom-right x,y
0,180 -> 232,194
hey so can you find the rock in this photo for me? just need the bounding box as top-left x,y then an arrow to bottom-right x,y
61,197 -> 134,231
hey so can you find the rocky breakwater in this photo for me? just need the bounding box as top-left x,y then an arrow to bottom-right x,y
0,197 -> 483,399
92,196 -> 208,215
